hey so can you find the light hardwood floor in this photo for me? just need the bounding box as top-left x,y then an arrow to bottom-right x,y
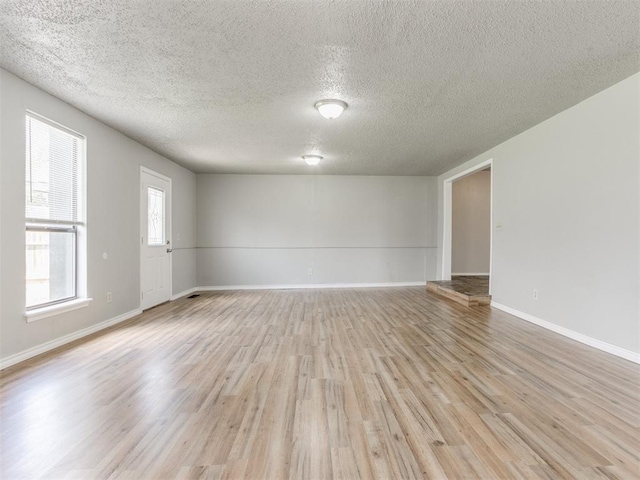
1,288 -> 639,479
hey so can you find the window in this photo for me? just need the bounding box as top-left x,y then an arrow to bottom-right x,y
147,186 -> 165,246
25,114 -> 85,311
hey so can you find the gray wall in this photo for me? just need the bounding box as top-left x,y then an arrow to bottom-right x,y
0,69 -> 197,360
452,170 -> 491,274
438,72 -> 639,354
196,174 -> 437,286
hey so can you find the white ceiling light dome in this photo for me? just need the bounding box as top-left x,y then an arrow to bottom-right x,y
302,154 -> 322,166
314,99 -> 348,119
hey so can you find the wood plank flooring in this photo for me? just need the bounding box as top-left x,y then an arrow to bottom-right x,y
427,276 -> 491,307
428,276 -> 490,297
1,287 -> 639,479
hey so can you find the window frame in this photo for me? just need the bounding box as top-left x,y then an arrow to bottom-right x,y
24,112 -> 89,317
25,223 -> 78,309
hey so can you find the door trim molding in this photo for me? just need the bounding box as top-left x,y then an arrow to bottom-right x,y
141,165 -> 171,182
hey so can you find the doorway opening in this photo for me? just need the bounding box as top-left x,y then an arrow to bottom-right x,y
441,159 -> 493,298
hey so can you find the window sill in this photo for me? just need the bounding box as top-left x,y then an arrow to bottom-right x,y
25,298 -> 93,323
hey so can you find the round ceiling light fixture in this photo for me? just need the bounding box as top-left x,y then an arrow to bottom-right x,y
314,99 -> 348,119
302,154 -> 322,166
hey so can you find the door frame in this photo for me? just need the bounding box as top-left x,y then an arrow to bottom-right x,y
441,158 -> 493,293
140,166 -> 172,309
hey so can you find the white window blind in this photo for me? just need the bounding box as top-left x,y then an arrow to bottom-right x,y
25,115 -> 81,223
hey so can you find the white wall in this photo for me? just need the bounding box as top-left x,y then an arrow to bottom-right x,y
452,170 -> 491,274
438,72 -> 640,355
196,175 -> 437,287
0,69 -> 197,362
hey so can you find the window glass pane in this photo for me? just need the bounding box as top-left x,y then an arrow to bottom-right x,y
25,116 -> 80,222
26,230 -> 75,308
148,187 -> 165,246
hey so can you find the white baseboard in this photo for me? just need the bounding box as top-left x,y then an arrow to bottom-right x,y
0,308 -> 142,370
452,273 -> 490,276
171,287 -> 197,301
198,281 -> 425,292
491,301 -> 640,364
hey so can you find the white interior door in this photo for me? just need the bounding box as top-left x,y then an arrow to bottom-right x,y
140,167 -> 172,310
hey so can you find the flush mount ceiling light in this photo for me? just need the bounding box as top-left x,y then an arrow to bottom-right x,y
302,155 -> 322,166
314,99 -> 348,119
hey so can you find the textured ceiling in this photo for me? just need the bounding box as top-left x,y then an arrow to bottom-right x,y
1,1 -> 639,175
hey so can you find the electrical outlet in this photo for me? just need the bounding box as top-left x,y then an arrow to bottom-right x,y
307,268 -> 313,276
532,289 -> 538,301
107,292 -> 112,303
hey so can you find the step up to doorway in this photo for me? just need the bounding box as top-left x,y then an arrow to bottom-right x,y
426,276 -> 491,307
